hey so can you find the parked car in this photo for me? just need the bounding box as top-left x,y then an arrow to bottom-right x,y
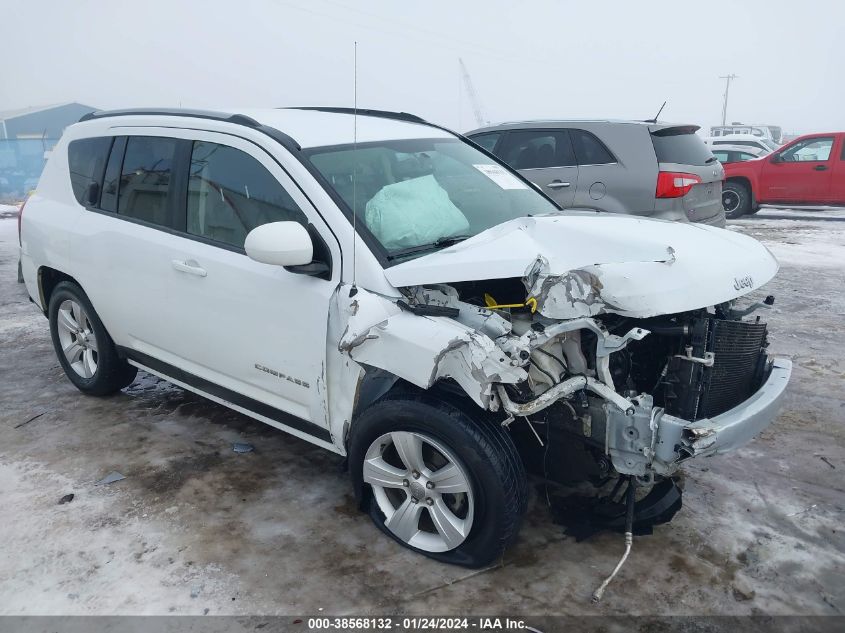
20,107 -> 790,567
466,120 -> 725,226
722,132 -> 845,218
704,134 -> 779,155
710,145 -> 765,164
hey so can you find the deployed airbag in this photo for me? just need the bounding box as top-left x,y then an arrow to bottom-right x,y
365,175 -> 470,249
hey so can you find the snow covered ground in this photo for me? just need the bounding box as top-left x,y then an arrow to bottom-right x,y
0,208 -> 843,617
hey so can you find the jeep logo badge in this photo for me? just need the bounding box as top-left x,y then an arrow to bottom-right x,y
734,275 -> 754,291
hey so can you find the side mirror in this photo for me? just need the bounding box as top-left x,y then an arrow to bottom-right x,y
245,221 -> 313,267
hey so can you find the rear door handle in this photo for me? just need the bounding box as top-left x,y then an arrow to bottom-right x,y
171,259 -> 207,277
547,181 -> 571,189
814,165 -> 828,171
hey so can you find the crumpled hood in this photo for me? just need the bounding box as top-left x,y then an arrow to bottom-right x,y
383,213 -> 779,319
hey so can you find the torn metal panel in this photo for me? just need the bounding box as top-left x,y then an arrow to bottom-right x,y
523,257 -> 610,319
326,283 -> 526,439
347,308 -> 526,408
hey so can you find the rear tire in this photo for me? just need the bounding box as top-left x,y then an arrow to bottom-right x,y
349,390 -> 527,568
48,281 -> 137,396
722,181 -> 751,218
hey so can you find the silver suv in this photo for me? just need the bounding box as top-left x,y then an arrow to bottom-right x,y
467,120 -> 725,226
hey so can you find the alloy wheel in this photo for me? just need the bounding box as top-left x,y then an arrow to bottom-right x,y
363,431 -> 475,552
56,299 -> 99,379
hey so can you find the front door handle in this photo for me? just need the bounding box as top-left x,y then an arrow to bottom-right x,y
547,180 -> 571,189
171,259 -> 207,277
814,165 -> 828,171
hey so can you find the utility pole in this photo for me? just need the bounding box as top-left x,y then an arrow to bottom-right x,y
719,73 -> 738,126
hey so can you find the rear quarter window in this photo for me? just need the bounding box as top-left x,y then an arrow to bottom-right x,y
651,128 -> 714,166
67,137 -> 112,205
570,129 -> 615,165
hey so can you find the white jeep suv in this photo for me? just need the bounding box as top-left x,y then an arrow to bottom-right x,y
20,107 -> 791,567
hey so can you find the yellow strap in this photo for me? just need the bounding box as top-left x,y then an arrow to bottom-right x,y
484,293 -> 538,313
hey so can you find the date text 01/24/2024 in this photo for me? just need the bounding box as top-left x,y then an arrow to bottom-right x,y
306,617 -> 531,630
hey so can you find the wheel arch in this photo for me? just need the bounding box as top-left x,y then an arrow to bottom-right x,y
38,267 -> 83,315
346,376 -> 521,509
725,175 -> 754,203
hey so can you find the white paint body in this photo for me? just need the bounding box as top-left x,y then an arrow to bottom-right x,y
20,108 -> 782,460
384,212 -> 779,318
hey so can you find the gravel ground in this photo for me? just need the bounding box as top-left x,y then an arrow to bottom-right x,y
0,208 -> 842,617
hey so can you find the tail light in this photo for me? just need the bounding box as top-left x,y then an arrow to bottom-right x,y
17,197 -> 27,246
656,171 -> 701,198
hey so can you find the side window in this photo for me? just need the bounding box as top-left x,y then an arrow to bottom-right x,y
67,137 -> 112,205
498,130 -> 576,170
118,136 -> 178,226
739,152 -> 758,161
187,141 -> 308,249
779,137 -> 833,162
570,129 -> 615,165
712,151 -> 729,162
469,132 -> 502,153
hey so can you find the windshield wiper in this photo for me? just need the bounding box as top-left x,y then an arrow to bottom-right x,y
386,235 -> 472,261
705,156 -> 719,164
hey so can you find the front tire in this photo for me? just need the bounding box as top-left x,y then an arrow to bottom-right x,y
349,391 -> 527,568
48,281 -> 137,396
722,181 -> 751,218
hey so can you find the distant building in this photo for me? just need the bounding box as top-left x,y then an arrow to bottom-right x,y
0,102 -> 96,140
0,102 -> 96,200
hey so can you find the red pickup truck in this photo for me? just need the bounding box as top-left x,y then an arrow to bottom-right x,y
722,132 -> 845,217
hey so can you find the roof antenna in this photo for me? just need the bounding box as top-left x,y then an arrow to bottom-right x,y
349,40 -> 359,298
646,100 -> 667,123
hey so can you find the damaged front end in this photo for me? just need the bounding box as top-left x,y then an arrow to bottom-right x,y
334,219 -> 790,497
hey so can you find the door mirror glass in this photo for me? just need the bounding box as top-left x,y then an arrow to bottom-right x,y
245,221 -> 313,266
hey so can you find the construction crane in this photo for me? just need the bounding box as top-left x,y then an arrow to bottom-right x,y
459,58 -> 489,128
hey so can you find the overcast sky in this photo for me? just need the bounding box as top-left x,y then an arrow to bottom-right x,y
2,0 -> 842,135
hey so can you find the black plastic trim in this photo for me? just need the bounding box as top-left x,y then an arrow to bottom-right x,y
119,346 -> 333,443
80,108 -> 263,128
80,110 -> 304,153
285,106 -> 426,124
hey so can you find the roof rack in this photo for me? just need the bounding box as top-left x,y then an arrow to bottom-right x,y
78,108 -> 261,128
284,106 -> 427,124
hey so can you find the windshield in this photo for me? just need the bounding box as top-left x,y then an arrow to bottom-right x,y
305,138 -> 559,261
763,139 -> 780,151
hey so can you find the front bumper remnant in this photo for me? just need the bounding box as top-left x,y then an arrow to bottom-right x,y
603,358 -> 791,477
656,358 -> 792,462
